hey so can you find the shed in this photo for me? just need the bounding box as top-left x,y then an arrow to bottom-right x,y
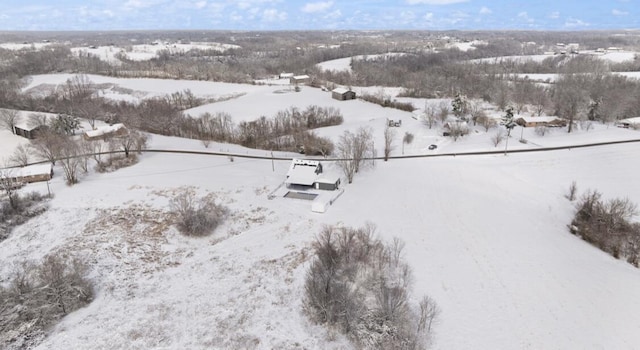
84,123 -> 127,141
13,123 -> 48,139
332,88 -> 356,101
290,75 -> 310,85
279,72 -> 294,79
315,175 -> 341,191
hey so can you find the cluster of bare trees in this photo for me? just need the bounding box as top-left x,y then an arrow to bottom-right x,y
336,127 -> 375,183
570,188 -> 640,266
169,191 -> 228,237
0,253 -> 93,349
304,224 -> 439,349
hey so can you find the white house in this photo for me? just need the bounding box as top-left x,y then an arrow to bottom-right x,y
284,159 -> 341,191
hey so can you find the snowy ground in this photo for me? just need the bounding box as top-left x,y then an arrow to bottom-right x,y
70,42 -> 240,63
2,132 -> 640,349
316,52 -> 407,72
3,72 -> 640,349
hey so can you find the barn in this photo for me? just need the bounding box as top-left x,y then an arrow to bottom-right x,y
332,88 -> 356,101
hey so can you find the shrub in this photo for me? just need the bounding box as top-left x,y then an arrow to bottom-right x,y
570,190 -> 640,266
169,191 -> 228,236
304,224 -> 438,349
0,191 -> 49,243
0,253 -> 93,349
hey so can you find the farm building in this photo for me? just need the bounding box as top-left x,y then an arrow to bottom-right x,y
279,72 -> 294,79
84,123 -> 127,141
332,88 -> 356,101
515,116 -> 567,127
290,75 -> 310,85
1,163 -> 53,184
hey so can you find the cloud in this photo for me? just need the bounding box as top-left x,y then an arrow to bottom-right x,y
564,17 -> 589,28
549,11 -> 560,19
479,7 -> 491,15
406,0 -> 468,4
301,1 -> 333,13
262,8 -> 287,21
517,11 -> 534,23
612,9 -> 629,16
194,1 -> 207,9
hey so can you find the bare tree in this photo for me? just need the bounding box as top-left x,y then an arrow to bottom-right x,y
336,127 -> 375,183
422,103 -> 437,129
31,130 -> 65,165
0,109 -> 19,134
491,129 -> 505,147
437,101 -> 449,123
336,131 -> 358,184
109,129 -> 148,158
478,115 -> 497,132
8,144 -> 30,167
566,181 -> 578,201
418,295 -> 440,333
554,74 -> 588,133
534,125 -> 549,136
402,132 -> 414,155
58,139 -> 81,185
28,113 -> 49,129
383,125 -> 395,161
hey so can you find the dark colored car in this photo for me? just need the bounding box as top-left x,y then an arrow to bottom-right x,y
428,144 -> 437,150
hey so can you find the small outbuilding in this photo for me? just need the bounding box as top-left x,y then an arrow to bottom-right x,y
332,88 -> 356,101
84,123 -> 127,141
314,175 -> 341,191
13,123 -> 48,139
290,75 -> 310,85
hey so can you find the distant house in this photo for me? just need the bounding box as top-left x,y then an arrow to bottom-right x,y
84,123 -> 127,141
279,72 -> 294,79
616,117 -> 640,129
290,75 -> 310,85
285,159 -> 340,191
515,116 -> 567,128
1,163 -> 53,184
332,88 -> 356,101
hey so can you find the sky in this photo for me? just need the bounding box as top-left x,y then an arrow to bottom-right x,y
0,0 -> 638,31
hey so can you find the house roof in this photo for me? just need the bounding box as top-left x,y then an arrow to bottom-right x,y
292,75 -> 309,80
285,159 -> 321,186
2,163 -> 52,178
279,72 -> 294,78
316,174 -> 341,184
516,116 -> 563,123
332,87 -> 351,94
85,123 -> 126,138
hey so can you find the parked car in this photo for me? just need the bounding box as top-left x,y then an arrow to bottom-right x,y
428,144 -> 437,150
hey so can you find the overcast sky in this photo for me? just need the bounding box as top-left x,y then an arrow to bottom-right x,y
0,0 -> 638,31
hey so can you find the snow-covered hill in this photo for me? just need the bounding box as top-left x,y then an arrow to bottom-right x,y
2,131 -> 640,349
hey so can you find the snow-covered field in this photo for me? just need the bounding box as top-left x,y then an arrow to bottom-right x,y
471,51 -> 638,64
316,52 -> 407,72
70,42 -> 240,63
3,73 -> 640,349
